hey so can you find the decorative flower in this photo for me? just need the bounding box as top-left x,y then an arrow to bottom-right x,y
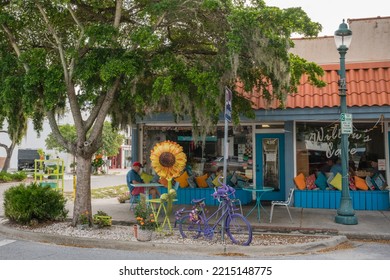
150,140 -> 187,180
134,200 -> 158,230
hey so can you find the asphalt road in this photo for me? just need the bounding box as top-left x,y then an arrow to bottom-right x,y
1,232 -> 390,260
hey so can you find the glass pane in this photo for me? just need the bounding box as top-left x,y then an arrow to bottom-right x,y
262,138 -> 279,191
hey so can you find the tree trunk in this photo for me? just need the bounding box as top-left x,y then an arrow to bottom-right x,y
0,142 -> 16,172
72,155 -> 93,227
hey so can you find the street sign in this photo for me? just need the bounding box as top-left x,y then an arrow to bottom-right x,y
341,113 -> 352,134
225,87 -> 232,122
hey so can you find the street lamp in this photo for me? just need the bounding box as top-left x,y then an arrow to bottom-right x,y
334,19 -> 358,225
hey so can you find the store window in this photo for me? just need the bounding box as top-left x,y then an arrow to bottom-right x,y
296,122 -> 385,177
143,125 -> 252,173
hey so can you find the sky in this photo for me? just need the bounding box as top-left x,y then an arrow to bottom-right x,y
265,0 -> 389,36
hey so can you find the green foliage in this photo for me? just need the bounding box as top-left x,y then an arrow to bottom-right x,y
3,182 -> 68,225
45,122 -> 123,156
134,200 -> 158,231
0,171 -> 27,183
93,210 -> 112,228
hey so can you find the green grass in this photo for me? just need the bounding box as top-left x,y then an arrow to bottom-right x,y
64,184 -> 128,200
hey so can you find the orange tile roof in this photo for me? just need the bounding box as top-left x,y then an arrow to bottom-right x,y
243,61 -> 390,110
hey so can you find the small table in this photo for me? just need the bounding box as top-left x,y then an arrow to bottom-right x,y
130,183 -> 163,200
242,186 -> 273,222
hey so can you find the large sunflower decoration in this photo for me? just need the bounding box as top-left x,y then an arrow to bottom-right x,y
150,140 -> 187,180
150,140 -> 187,214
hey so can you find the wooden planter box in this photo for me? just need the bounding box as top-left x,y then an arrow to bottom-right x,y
294,190 -> 390,210
160,187 -> 252,206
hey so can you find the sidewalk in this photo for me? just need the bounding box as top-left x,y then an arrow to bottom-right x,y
83,197 -> 390,239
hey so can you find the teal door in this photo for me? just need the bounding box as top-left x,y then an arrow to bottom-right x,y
255,133 -> 285,201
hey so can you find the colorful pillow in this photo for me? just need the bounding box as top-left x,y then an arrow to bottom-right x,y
294,173 -> 306,190
306,174 -> 317,190
175,171 -> 189,188
158,177 -> 168,187
206,176 -> 214,188
195,174 -> 209,188
187,176 -> 197,188
330,173 -> 342,190
354,176 -> 369,191
141,173 -> 153,183
349,175 -> 357,191
230,172 -> 238,186
315,172 -> 328,190
372,173 -> 386,190
366,176 -> 375,190
327,173 -> 335,189
212,175 -> 222,187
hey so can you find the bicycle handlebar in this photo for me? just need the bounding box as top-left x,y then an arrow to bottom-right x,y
212,183 -> 236,200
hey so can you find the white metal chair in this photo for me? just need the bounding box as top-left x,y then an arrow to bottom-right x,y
269,188 -> 294,223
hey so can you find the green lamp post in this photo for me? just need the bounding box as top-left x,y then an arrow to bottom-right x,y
334,20 -> 358,225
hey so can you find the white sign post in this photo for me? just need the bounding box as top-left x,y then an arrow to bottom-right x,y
341,113 -> 352,135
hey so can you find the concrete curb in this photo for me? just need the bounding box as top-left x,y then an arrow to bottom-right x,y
0,221 -> 347,257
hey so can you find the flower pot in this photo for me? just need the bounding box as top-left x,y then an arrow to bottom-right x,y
136,225 -> 152,241
93,215 -> 112,228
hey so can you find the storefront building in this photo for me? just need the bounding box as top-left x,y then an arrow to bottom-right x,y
131,17 -> 390,209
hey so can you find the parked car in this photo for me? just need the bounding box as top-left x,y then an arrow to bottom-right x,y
17,149 -> 39,171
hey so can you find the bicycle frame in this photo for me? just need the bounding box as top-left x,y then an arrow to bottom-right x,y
176,183 -> 253,245
176,185 -> 238,237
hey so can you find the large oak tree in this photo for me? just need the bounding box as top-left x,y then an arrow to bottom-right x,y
0,0 -> 324,226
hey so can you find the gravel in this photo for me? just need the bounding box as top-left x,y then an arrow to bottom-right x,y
6,221 -> 331,247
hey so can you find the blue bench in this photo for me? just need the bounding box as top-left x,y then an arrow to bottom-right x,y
294,190 -> 390,210
160,187 -> 252,206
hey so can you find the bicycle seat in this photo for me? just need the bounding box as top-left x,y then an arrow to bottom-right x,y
191,198 -> 205,204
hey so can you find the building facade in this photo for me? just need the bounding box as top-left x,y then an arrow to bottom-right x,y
131,17 -> 390,208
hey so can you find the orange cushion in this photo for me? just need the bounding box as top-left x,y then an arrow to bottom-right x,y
294,173 -> 306,190
354,176 -> 369,190
195,174 -> 209,188
158,177 -> 168,187
175,171 -> 189,188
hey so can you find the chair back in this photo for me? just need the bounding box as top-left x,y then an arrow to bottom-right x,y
286,188 -> 294,205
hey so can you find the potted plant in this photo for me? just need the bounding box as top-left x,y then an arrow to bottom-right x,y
93,210 -> 112,228
37,149 -> 45,160
134,200 -> 157,241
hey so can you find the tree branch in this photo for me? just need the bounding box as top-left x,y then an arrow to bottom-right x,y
87,77 -> 122,148
1,24 -> 29,72
46,110 -> 73,153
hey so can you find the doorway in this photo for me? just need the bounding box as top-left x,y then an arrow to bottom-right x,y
255,133 -> 285,201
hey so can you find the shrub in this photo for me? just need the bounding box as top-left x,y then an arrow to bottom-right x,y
10,171 -> 27,181
0,171 -> 27,183
3,182 -> 68,225
0,171 -> 13,183
93,210 -> 112,228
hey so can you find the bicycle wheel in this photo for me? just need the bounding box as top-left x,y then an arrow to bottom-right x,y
178,214 -> 202,239
225,213 -> 252,246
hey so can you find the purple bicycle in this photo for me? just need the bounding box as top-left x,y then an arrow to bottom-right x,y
175,184 -> 252,246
